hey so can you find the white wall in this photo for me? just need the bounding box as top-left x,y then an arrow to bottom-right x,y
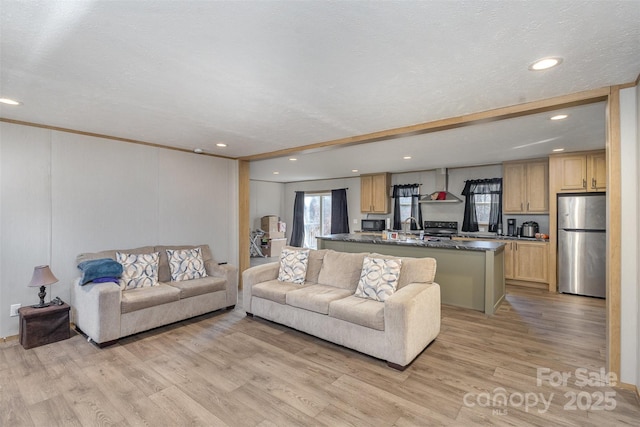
249,180 -> 285,230
636,81 -> 640,393
0,122 -> 238,338
619,86 -> 639,387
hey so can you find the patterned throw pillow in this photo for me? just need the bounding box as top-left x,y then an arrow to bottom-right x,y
277,248 -> 310,284
354,257 -> 403,302
166,247 -> 208,282
116,252 -> 160,290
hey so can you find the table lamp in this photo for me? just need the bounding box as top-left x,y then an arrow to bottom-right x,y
28,265 -> 58,308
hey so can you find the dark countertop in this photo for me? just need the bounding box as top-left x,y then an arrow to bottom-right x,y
318,234 -> 505,252
456,233 -> 549,242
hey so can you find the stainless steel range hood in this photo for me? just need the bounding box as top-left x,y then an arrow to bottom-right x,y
419,168 -> 462,203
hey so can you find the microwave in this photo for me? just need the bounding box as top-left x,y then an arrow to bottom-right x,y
361,219 -> 386,232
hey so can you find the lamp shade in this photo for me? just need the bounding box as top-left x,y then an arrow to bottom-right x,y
28,265 -> 58,287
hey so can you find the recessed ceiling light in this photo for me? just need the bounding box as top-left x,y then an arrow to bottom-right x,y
289,158 -> 297,161
553,148 -> 565,152
529,57 -> 563,71
403,156 -> 412,160
352,169 -> 359,173
550,114 -> 568,121
193,148 -> 204,154
0,97 -> 22,105
216,143 -> 227,147
273,171 -> 279,175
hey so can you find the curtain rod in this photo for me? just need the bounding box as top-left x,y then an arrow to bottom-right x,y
295,188 -> 349,194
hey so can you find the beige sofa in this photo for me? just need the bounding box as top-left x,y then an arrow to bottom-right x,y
242,249 -> 440,369
71,244 -> 237,346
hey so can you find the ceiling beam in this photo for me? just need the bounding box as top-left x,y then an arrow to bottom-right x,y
241,86 -> 610,162
0,117 -> 237,160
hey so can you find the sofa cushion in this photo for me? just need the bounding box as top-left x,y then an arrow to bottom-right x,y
370,253 -> 437,289
165,276 -> 226,299
317,251 -> 366,291
166,247 -> 208,281
328,295 -> 385,331
354,257 -> 402,302
285,284 -> 353,315
117,252 -> 160,290
155,245 -> 215,282
285,247 -> 327,283
277,248 -> 309,284
120,283 -> 181,314
252,279 -> 303,305
76,246 -> 155,265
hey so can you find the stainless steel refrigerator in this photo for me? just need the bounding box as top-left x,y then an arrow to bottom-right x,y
557,193 -> 606,298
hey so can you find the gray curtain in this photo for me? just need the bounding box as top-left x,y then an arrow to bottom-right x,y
330,189 -> 349,234
392,184 -> 422,230
289,191 -> 305,247
461,178 -> 502,232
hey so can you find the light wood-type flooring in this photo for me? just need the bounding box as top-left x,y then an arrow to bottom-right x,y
1,286 -> 639,426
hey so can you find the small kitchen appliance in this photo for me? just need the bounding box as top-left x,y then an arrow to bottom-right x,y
507,219 -> 517,236
521,221 -> 539,238
361,219 -> 386,232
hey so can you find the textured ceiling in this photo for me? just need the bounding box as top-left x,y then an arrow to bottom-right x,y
1,1 -> 638,179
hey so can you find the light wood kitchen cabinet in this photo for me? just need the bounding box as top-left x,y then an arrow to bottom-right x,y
360,173 -> 391,213
503,159 -> 549,214
513,241 -> 548,283
501,240 -> 515,280
454,237 -> 548,285
589,152 -> 607,191
554,150 -> 606,192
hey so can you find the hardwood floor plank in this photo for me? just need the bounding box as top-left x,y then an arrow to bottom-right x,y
0,373 -> 35,427
148,385 -> 228,426
27,394 -> 82,427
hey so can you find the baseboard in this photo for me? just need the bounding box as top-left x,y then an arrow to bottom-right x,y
618,381 -> 640,402
1,334 -> 18,343
505,279 -> 548,290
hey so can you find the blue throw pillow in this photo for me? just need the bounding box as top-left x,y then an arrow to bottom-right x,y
77,258 -> 123,285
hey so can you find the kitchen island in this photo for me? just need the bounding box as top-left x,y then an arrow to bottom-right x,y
317,234 -> 505,315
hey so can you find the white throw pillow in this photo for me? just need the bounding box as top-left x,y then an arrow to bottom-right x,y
167,247 -> 208,282
116,252 -> 160,290
277,248 -> 310,284
354,256 -> 402,302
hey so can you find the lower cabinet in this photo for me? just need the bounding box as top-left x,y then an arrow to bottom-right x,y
454,238 -> 549,287
512,241 -> 548,284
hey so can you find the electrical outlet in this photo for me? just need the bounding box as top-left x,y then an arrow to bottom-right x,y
10,304 -> 21,317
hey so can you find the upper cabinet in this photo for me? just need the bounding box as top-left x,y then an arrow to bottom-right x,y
503,159 -> 549,214
360,173 -> 391,213
551,150 -> 606,192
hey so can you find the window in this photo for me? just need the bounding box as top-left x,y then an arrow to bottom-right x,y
303,193 -> 331,249
399,197 -> 413,224
474,194 -> 492,225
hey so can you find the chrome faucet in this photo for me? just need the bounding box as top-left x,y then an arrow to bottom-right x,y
401,217 -> 418,239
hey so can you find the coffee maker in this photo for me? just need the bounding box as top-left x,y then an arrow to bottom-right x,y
507,219 -> 517,236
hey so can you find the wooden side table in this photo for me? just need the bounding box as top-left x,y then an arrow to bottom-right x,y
19,302 -> 70,349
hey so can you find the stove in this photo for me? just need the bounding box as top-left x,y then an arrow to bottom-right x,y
423,221 -> 458,238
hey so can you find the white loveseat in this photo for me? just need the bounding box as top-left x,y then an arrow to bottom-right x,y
242,248 -> 440,369
71,244 -> 237,346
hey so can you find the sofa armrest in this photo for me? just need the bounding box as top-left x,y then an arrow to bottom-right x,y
209,262 -> 239,307
384,282 -> 441,367
70,279 -> 122,344
241,262 -> 279,314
